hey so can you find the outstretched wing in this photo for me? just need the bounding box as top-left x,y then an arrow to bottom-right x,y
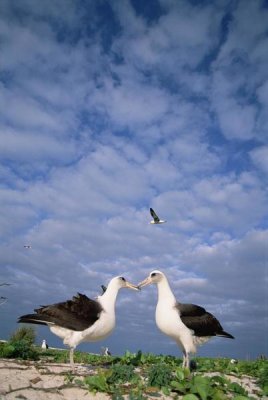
18,293 -> 103,331
150,208 -> 160,222
176,303 -> 234,338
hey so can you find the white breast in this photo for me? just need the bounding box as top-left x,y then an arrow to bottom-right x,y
82,310 -> 115,342
156,301 -> 196,354
49,310 -> 116,349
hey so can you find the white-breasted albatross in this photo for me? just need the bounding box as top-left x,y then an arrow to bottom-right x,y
150,208 -> 166,224
18,276 -> 138,369
41,339 -> 48,349
138,270 -> 234,368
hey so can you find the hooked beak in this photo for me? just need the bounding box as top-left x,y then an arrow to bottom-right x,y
137,276 -> 152,289
125,281 -> 140,291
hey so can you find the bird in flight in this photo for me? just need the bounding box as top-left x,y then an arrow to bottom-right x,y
24,245 -> 32,249
150,208 -> 166,224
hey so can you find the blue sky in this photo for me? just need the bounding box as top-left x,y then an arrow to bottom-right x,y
0,0 -> 267,360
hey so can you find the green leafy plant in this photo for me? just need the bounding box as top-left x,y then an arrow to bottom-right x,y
147,362 -> 173,395
0,326 -> 39,360
107,364 -> 140,384
9,326 -> 36,345
84,371 -> 110,393
0,345 -> 266,398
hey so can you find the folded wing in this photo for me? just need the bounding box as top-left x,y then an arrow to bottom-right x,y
18,293 -> 103,331
176,303 -> 234,338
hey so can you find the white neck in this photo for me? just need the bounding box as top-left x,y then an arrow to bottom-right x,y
156,276 -> 176,305
98,280 -> 120,312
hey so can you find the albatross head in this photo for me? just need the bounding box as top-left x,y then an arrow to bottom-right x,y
109,276 -> 140,291
138,270 -> 165,288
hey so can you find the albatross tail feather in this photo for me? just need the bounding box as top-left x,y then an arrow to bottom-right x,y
18,314 -> 53,326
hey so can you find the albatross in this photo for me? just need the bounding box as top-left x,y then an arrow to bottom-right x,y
138,270 -> 234,368
18,276 -> 138,369
150,208 -> 166,224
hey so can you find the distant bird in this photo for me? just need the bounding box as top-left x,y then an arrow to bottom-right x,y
0,283 -> 11,286
41,339 -> 49,349
138,271 -> 234,369
24,245 -> 32,249
149,208 -> 166,224
230,358 -> 238,364
104,347 -> 111,356
18,276 -> 139,369
101,346 -> 111,356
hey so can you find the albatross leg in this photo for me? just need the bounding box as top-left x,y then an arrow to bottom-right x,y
69,347 -> 75,371
182,350 -> 190,369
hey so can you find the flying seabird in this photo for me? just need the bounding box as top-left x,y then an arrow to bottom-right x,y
150,208 -> 166,224
18,276 -> 139,369
24,245 -> 32,249
138,270 -> 234,369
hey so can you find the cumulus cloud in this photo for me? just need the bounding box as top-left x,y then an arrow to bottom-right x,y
0,0 -> 267,359
250,146 -> 268,174
211,0 -> 268,142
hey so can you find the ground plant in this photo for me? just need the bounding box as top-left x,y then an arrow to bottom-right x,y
0,338 -> 267,399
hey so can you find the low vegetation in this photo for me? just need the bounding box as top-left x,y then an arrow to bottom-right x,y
0,326 -> 39,360
0,331 -> 267,399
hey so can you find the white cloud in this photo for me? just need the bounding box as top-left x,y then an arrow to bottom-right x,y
250,146 -> 268,174
0,0 -> 267,359
211,0 -> 268,142
90,78 -> 170,128
0,127 -> 77,163
112,0 -> 223,71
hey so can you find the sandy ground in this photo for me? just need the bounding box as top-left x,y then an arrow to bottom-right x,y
0,359 -> 110,400
0,359 -> 265,400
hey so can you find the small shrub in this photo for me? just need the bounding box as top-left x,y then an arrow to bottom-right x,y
107,364 -> 138,384
3,326 -> 39,360
1,344 -> 15,358
10,326 -> 36,345
147,362 -> 173,388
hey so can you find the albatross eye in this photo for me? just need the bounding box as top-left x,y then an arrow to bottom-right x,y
151,273 -> 157,277
120,277 -> 126,281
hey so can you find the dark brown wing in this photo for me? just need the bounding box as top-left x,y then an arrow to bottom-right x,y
150,208 -> 160,222
176,303 -> 234,338
18,293 -> 103,331
178,303 -> 207,317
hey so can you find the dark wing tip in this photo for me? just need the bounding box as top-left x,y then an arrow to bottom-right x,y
101,285 -> 107,294
150,208 -> 159,220
221,331 -> 235,339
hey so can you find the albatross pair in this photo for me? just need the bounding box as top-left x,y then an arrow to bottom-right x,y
18,271 -> 234,369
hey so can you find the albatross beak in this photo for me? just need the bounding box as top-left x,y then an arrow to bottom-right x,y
125,281 -> 140,291
137,276 -> 152,289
